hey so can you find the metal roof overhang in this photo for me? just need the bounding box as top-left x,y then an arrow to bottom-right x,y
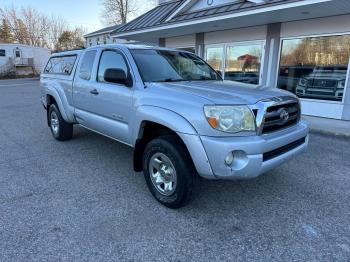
111,0 -> 350,42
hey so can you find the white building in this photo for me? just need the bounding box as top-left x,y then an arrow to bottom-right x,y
0,43 -> 50,77
84,24 -> 129,47
111,0 -> 350,121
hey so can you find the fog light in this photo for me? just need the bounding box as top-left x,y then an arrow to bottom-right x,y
225,152 -> 234,166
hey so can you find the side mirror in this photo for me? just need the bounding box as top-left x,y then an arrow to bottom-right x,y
104,68 -> 131,86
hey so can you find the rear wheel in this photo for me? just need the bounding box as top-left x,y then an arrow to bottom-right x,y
143,136 -> 194,208
48,104 -> 73,141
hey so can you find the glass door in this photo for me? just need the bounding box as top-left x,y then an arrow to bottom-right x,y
205,41 -> 264,85
205,46 -> 224,77
225,43 -> 263,85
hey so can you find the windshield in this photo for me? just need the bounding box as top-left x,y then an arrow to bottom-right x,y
130,49 -> 222,82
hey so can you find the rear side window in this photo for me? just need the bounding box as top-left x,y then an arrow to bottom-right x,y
79,50 -> 96,80
0,49 -> 5,56
44,55 -> 77,75
97,50 -> 128,82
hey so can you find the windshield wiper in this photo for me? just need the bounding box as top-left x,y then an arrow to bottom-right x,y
159,78 -> 184,82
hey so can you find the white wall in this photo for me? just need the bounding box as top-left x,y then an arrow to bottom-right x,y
32,48 -> 51,73
0,44 -> 50,73
204,25 -> 267,45
281,14 -> 350,37
165,34 -> 196,48
85,34 -> 130,47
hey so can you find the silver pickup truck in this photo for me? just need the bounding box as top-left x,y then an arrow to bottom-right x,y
41,44 -> 309,208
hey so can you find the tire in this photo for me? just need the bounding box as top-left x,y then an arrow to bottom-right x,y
48,104 -> 73,141
143,135 -> 195,208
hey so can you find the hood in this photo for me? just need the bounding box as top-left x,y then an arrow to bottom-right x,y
147,81 -> 295,105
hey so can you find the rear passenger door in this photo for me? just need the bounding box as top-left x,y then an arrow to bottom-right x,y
74,48 -> 134,145
73,49 -> 98,125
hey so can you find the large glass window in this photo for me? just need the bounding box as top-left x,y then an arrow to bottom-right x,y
206,47 -> 223,74
278,35 -> 350,101
44,55 -> 77,75
225,43 -> 263,85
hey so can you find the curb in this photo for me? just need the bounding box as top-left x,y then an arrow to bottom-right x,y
309,128 -> 350,139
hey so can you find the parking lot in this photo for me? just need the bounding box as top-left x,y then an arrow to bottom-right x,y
0,78 -> 349,261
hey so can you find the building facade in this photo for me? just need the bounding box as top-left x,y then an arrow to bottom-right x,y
111,0 -> 350,121
0,43 -> 50,77
84,25 -> 130,47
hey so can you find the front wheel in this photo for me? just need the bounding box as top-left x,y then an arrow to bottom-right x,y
143,136 -> 195,208
48,104 -> 73,141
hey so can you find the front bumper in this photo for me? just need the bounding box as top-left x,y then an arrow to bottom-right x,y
199,120 -> 309,180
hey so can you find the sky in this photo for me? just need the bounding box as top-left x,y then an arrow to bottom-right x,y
1,0 -> 154,33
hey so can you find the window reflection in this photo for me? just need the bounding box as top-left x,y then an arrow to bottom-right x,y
278,35 -> 350,101
177,47 -> 196,53
206,47 -> 223,74
225,44 -> 262,85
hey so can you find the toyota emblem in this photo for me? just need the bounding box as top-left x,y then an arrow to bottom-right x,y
279,109 -> 289,123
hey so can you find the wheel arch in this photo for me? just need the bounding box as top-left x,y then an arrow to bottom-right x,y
133,120 -> 195,172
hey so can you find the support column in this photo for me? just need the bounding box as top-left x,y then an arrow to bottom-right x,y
195,33 -> 205,58
158,38 -> 165,47
261,23 -> 281,88
342,62 -> 350,120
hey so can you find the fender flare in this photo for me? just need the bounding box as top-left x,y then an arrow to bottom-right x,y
132,105 -> 198,144
46,87 -> 75,123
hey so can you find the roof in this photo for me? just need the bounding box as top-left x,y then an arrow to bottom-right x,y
111,0 -> 304,35
84,24 -> 124,38
112,1 -> 183,34
169,0 -> 301,23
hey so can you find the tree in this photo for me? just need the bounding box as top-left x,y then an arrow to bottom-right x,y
49,16 -> 69,49
100,0 -> 157,25
0,19 -> 13,43
56,28 -> 85,51
101,0 -> 135,25
0,6 -> 85,50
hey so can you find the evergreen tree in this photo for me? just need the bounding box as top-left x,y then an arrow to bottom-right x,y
0,19 -> 13,43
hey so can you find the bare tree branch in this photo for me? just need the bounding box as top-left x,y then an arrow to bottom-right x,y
100,0 -> 157,26
0,6 -> 85,50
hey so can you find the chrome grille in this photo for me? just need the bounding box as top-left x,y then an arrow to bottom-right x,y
261,99 -> 300,134
311,79 -> 337,88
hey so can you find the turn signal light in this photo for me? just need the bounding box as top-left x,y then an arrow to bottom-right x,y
207,117 -> 218,128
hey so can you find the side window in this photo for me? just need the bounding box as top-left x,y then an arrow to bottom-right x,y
97,50 -> 128,83
44,55 -> 77,75
0,49 -> 5,57
79,50 -> 96,80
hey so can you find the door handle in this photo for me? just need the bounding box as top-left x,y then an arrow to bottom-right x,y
90,89 -> 99,95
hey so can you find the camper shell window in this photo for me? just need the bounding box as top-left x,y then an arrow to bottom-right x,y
44,55 -> 77,75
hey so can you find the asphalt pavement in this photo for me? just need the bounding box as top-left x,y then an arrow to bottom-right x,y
0,78 -> 349,261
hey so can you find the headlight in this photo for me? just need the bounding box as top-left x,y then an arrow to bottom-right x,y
298,78 -> 308,87
204,105 -> 256,133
